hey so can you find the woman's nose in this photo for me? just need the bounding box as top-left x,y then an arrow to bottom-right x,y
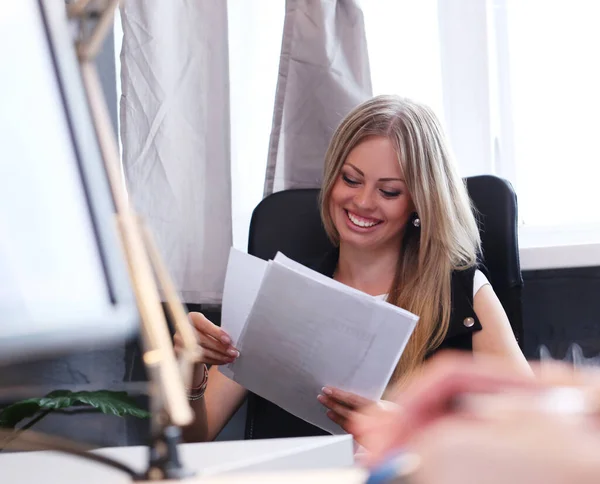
354,187 -> 376,210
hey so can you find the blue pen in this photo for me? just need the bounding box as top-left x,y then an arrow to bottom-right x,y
365,451 -> 420,484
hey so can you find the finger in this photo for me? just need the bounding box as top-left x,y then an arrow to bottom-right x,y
348,401 -> 399,435
322,387 -> 372,409
189,312 -> 232,345
346,401 -> 405,455
173,333 -> 185,354
318,394 -> 353,420
175,327 -> 237,363
348,412 -> 380,442
198,335 -> 240,358
189,313 -> 239,354
197,347 -> 235,366
173,332 -> 182,348
349,414 -> 390,451
326,410 -> 351,433
345,401 -> 406,449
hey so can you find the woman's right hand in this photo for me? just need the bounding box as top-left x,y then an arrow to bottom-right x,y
173,311 -> 240,366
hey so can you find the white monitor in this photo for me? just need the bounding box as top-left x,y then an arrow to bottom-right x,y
0,1 -> 138,364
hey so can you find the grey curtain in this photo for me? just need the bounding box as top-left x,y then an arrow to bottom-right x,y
264,0 -> 373,196
119,1 -> 232,304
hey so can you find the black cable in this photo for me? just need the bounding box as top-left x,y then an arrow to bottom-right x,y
0,429 -> 142,480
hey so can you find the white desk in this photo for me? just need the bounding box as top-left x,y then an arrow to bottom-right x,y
0,435 -> 363,483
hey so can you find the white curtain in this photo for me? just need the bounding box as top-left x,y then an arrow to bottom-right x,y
264,0 -> 373,196
118,1 -> 373,302
119,1 -> 231,304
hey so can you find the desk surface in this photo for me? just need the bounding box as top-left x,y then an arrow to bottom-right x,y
156,468 -> 367,483
0,435 -> 361,483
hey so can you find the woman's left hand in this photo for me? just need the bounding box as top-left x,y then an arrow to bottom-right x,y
318,387 -> 389,437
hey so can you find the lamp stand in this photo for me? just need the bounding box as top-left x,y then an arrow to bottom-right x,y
67,0 -> 198,480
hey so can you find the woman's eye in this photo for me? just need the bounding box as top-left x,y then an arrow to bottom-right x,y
380,189 -> 401,198
342,174 -> 359,186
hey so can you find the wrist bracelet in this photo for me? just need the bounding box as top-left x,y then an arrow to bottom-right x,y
186,363 -> 208,401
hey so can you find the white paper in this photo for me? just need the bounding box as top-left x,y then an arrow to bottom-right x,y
273,253 -> 369,300
220,249 -> 418,434
219,248 -> 268,379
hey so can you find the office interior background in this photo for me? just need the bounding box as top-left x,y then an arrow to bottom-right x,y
1,0 -> 599,447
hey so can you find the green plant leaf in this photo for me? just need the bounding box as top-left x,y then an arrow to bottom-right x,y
0,390 -> 149,429
69,391 -> 150,419
37,390 -> 86,410
0,400 -> 43,429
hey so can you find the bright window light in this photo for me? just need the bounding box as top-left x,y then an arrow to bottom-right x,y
505,0 -> 600,227
363,0 -> 444,118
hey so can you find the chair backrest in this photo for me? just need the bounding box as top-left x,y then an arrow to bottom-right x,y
247,175 -> 523,344
464,175 -> 524,345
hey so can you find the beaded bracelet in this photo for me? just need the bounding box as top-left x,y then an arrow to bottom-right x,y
186,363 -> 209,401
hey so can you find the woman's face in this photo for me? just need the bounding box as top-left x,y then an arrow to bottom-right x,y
328,136 -> 415,253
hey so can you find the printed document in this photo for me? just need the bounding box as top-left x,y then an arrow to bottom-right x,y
219,248 -> 418,434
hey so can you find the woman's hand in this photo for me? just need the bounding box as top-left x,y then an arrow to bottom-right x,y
173,312 -> 240,367
349,351 -> 600,465
349,352 -> 542,463
317,387 -> 393,440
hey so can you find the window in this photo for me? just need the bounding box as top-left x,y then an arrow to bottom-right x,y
363,0 -> 444,116
502,0 -> 600,230
228,1 -> 285,250
364,0 -> 502,179
364,0 -> 600,250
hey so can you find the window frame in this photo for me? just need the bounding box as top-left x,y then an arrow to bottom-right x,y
438,0 -> 600,270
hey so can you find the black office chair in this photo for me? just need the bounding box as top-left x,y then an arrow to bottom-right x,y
245,174 -> 523,437
248,175 -> 523,341
464,175 -> 524,345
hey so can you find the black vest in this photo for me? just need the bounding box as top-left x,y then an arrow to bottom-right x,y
244,249 -> 484,440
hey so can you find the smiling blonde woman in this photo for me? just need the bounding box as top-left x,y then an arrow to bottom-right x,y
175,95 -> 530,445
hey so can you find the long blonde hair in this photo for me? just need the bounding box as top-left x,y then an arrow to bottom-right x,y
320,95 -> 481,384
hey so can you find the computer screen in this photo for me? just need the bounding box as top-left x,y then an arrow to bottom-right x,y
0,1 -> 138,364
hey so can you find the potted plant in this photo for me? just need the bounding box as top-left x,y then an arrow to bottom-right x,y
0,389 -> 150,451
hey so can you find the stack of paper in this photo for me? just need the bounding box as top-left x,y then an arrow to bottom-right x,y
219,248 -> 418,435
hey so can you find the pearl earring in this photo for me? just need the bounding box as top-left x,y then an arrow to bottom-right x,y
412,216 -> 421,228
